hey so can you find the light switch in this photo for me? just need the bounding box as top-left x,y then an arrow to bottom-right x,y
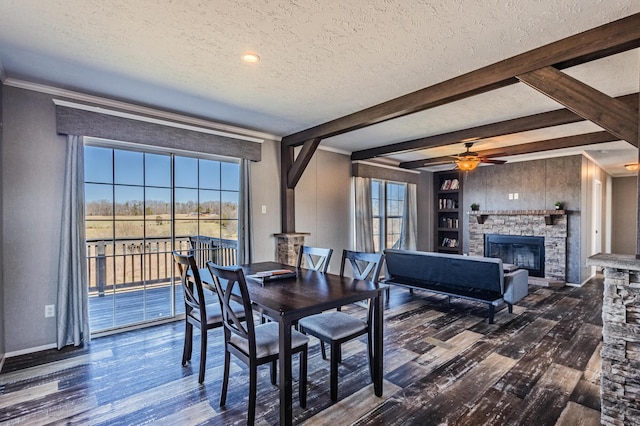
514,193 -> 519,200
508,193 -> 513,200
261,205 -> 267,214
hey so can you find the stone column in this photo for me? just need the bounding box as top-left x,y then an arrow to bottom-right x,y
587,253 -> 640,426
274,233 -> 310,267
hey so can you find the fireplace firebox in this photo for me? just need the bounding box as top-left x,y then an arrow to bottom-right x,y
484,234 -> 545,277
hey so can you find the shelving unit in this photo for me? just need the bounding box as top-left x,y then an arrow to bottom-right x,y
435,171 -> 463,254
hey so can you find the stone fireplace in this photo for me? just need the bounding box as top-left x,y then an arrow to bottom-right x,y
469,210 -> 567,282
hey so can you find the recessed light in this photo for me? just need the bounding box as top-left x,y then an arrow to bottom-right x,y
242,53 -> 260,63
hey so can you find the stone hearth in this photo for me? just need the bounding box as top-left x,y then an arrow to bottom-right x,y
468,210 -> 567,282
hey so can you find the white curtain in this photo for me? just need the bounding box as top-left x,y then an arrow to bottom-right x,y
400,183 -> 417,250
57,135 -> 91,349
237,159 -> 253,264
354,177 -> 375,252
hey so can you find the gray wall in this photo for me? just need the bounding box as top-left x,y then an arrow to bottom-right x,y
417,171 -> 434,252
461,155 -> 587,284
612,176 -> 638,254
3,86 -> 66,353
0,82 -> 5,361
295,149 -> 352,274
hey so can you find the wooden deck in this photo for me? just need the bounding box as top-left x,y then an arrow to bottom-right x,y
89,282 -> 188,332
2,276 -> 603,425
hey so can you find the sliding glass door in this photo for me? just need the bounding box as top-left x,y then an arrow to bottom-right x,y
84,141 -> 239,333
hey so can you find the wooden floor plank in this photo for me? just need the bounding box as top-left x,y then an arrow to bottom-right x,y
0,275 -> 607,425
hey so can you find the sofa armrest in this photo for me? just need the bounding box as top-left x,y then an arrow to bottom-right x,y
503,269 -> 529,305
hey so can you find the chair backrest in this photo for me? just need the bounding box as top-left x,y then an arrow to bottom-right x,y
206,261 -> 256,354
173,251 -> 207,322
297,246 -> 333,272
340,250 -> 384,283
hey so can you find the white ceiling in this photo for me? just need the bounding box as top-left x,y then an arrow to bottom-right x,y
0,0 -> 638,175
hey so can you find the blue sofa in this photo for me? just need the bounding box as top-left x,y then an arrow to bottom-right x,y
383,249 -> 529,323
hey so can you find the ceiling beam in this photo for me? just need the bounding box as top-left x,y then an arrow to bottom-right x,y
352,93 -> 638,161
398,131 -> 620,169
287,137 -> 322,189
517,66 -> 638,146
282,13 -> 640,147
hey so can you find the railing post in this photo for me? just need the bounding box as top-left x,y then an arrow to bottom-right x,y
97,241 -> 106,297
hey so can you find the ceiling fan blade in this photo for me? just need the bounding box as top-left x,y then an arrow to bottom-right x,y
481,159 -> 507,164
482,152 -> 508,158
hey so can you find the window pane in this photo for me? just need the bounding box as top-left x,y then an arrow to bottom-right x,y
145,188 -> 171,217
114,150 -> 143,185
221,191 -> 239,220
86,219 -> 113,241
85,183 -> 113,217
221,162 -> 240,191
114,220 -> 144,239
199,189 -> 221,217
175,219 -> 198,238
175,188 -> 198,216
221,220 -> 238,240
200,219 -> 220,240
199,159 -> 221,190
175,156 -> 198,188
145,153 -> 171,188
85,146 -> 112,184
115,186 -> 144,217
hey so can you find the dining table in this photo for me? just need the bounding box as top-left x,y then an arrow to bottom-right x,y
196,261 -> 387,426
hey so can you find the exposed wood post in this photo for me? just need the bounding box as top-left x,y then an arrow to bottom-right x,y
280,143 -> 296,233
637,68 -> 640,259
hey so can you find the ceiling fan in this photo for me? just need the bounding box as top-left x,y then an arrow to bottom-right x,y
450,142 -> 507,171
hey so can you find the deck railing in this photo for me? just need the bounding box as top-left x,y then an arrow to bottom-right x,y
86,235 -> 237,296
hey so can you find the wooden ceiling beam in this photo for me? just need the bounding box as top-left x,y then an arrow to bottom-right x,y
398,131 -> 620,169
282,13 -> 640,148
352,93 -> 638,161
517,66 -> 638,146
287,137 -> 322,189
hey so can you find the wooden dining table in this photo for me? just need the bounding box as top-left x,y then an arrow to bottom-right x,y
196,261 -> 387,426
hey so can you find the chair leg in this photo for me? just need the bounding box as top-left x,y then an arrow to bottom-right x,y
320,340 -> 327,360
183,321 -> 193,365
299,347 -> 307,408
508,303 -> 513,313
367,329 -> 374,383
248,363 -> 258,426
198,328 -> 207,384
330,342 -> 339,402
270,360 -> 277,385
220,349 -> 230,406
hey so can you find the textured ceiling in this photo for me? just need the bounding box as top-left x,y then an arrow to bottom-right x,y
0,0 -> 638,175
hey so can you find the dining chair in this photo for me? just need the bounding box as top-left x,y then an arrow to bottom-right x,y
172,251 -> 245,384
206,261 -> 309,424
298,250 -> 384,402
296,245 -> 333,272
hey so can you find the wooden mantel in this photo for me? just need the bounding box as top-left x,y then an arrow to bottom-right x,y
469,209 -> 566,225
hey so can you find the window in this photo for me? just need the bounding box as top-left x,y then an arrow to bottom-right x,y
84,142 -> 239,332
371,180 -> 406,252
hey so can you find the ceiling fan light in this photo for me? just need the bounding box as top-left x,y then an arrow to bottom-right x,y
625,163 -> 639,171
456,157 -> 480,171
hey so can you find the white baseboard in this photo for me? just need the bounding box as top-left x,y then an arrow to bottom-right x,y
5,343 -> 57,359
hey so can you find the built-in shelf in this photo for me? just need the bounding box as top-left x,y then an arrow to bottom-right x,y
469,210 -> 566,225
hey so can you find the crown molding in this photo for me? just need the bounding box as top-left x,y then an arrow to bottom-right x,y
4,78 -> 281,143
352,160 -> 421,174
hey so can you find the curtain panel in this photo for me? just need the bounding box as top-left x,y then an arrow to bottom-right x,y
57,135 -> 91,349
354,177 -> 375,252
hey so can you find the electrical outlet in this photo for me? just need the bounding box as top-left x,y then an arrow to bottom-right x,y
514,193 -> 519,200
45,304 -> 55,318
261,205 -> 267,214
508,193 -> 513,200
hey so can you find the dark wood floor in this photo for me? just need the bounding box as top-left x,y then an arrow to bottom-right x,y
1,276 -> 604,425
